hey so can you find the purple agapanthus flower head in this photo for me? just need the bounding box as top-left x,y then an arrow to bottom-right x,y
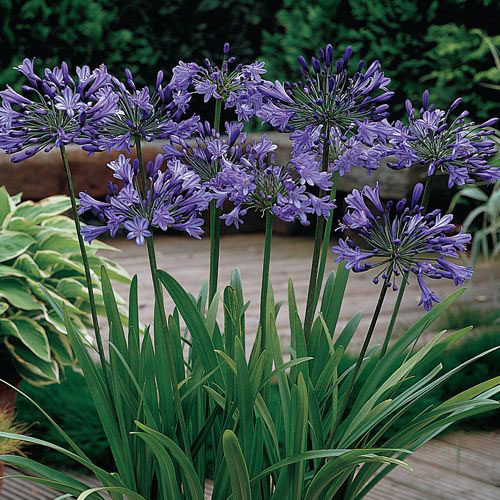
79,153 -> 209,245
162,120 -> 247,185
380,91 -> 499,187
256,44 -> 393,134
332,182 -> 473,310
212,136 -> 334,228
81,68 -> 200,153
290,119 -> 397,177
169,43 -> 267,121
0,59 -> 116,162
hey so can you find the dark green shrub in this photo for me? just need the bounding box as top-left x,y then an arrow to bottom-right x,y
261,0 -> 499,118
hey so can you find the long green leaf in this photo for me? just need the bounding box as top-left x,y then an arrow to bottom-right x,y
223,430 -> 252,500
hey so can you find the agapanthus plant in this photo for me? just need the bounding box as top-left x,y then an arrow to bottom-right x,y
81,68 -> 199,153
170,43 -> 266,121
1,42 -> 499,500
79,154 -> 209,245
0,59 -> 115,162
332,183 -> 473,310
382,90 -> 499,187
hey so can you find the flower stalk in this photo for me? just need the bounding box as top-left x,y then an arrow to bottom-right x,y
259,211 -> 273,351
379,174 -> 434,358
338,280 -> 389,421
135,139 -> 190,455
59,145 -> 110,386
209,99 -> 223,303
304,125 -> 331,339
314,171 -> 339,306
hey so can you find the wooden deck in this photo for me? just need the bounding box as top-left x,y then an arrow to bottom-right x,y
105,232 -> 499,352
2,232 -> 499,499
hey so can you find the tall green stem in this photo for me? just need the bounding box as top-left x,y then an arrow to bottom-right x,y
421,174 -> 434,208
379,174 -> 435,358
209,99 -> 223,303
59,145 -> 110,384
259,212 -> 273,352
135,139 -> 190,455
304,125 -> 331,338
379,274 -> 407,358
314,171 -> 339,306
338,281 -> 388,421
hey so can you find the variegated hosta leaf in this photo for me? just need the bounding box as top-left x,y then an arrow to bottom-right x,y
13,196 -> 71,223
0,187 -> 129,386
13,254 -> 49,279
0,231 -> 35,262
0,186 -> 15,226
4,337 -> 59,386
0,318 -> 51,362
0,277 -> 44,311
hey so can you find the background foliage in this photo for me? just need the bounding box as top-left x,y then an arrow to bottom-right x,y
1,0 -> 498,121
261,0 -> 500,118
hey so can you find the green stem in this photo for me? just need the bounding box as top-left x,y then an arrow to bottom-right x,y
378,174 -> 435,358
304,125 -> 331,339
135,139 -> 190,455
314,172 -> 339,307
213,98 -> 222,133
259,212 -> 273,352
338,281 -> 388,421
421,174 -> 434,208
379,274 -> 407,358
59,145 -> 110,384
208,99 -> 223,303
209,201 -> 221,303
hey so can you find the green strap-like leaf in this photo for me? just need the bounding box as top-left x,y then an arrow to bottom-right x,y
223,430 -> 252,500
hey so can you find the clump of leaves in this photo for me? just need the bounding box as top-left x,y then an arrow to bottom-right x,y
0,186 -> 129,386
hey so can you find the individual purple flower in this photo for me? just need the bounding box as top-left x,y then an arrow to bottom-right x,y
78,154 -> 209,245
82,68 -> 199,153
124,216 -> 152,246
332,183 -> 473,310
257,44 -> 392,133
0,59 -> 116,162
213,136 -> 334,227
169,43 -> 267,121
380,91 -> 499,186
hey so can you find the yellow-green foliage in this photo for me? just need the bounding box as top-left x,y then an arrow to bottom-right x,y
0,407 -> 28,455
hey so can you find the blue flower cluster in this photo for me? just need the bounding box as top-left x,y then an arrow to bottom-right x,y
211,136 -> 334,228
80,68 -> 199,153
378,91 -> 500,187
0,59 -> 116,161
332,183 -> 473,309
78,154 -> 209,244
169,43 -> 266,121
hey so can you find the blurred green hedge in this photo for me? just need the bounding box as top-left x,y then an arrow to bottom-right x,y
262,0 -> 500,119
1,0 -> 498,120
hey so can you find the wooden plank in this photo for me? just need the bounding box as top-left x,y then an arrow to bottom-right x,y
384,456 -> 500,500
408,437 -> 500,486
438,431 -> 500,462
